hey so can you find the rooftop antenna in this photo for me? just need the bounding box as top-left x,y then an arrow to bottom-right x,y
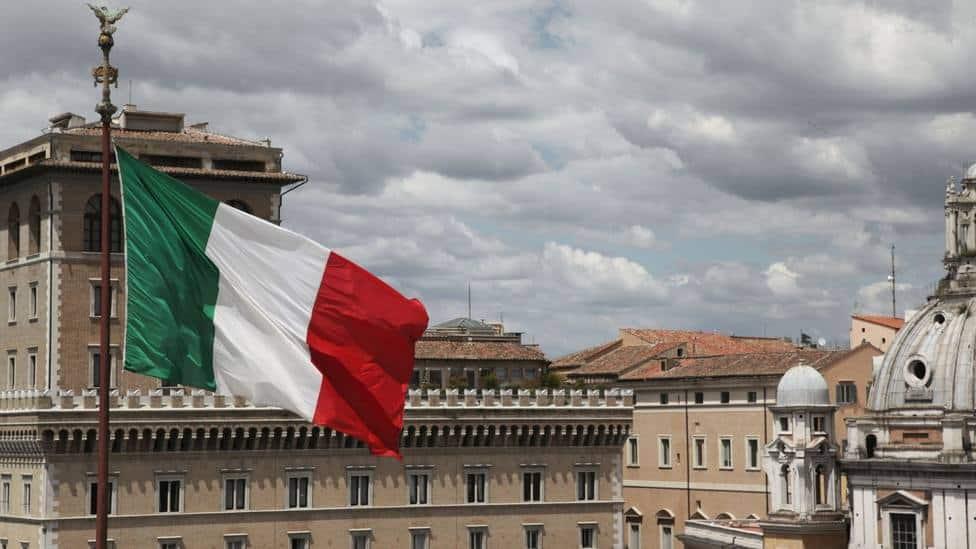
467,282 -> 471,320
128,79 -> 132,105
887,244 -> 897,317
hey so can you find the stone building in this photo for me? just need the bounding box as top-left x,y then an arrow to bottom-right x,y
613,343 -> 879,549
412,318 -> 548,389
842,167 -> 976,549
0,107 -> 632,549
849,315 -> 904,353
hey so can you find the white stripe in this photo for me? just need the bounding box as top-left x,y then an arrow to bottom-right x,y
204,203 -> 330,419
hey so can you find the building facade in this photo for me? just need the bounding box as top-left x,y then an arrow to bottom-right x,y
615,344 -> 879,549
849,315 -> 904,353
842,168 -> 976,549
0,107 -> 632,549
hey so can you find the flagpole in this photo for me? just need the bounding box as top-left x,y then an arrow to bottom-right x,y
90,5 -> 127,549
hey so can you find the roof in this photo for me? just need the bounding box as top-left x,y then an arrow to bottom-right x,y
0,160 -> 303,185
852,314 -> 905,330
622,328 -> 796,355
550,339 -> 622,371
62,124 -> 267,148
414,339 -> 547,362
433,317 -> 493,330
569,343 -> 675,377
776,364 -> 830,407
620,348 -> 858,381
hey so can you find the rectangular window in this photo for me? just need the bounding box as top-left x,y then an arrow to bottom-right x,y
159,542 -> 181,549
720,391 -> 730,404
747,391 -> 757,403
27,351 -> 36,389
659,392 -> 669,405
525,528 -> 541,549
6,354 -> 14,389
694,392 -> 704,404
349,473 -> 371,506
693,437 -> 706,468
88,348 -> 118,388
408,472 -> 430,505
289,537 -> 309,549
225,538 -> 246,549
891,513 -> 917,549
90,282 -> 119,319
746,438 -> 760,469
466,472 -> 487,503
410,531 -> 429,549
287,474 -> 310,508
88,480 -> 116,515
28,284 -> 37,320
8,287 -> 15,322
627,437 -> 639,466
720,438 -> 733,469
779,416 -> 790,433
223,476 -> 247,511
836,382 -> 857,404
157,478 -> 182,513
523,471 -> 543,502
576,471 -> 596,501
629,524 -> 641,549
0,476 -> 9,513
659,437 -> 672,468
813,416 -> 826,433
21,477 -> 30,515
660,525 -> 673,549
580,526 -> 596,549
469,530 -> 486,549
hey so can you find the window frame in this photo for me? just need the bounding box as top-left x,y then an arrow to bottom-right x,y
5,353 -> 14,389
89,279 -> 119,319
720,391 -> 730,404
836,381 -> 858,405
658,436 -> 672,469
692,436 -> 707,469
407,470 -> 431,505
745,437 -> 761,471
575,469 -> 598,501
465,469 -> 489,504
0,475 -> 10,514
286,470 -> 312,509
7,286 -> 15,323
347,469 -> 373,507
156,475 -> 184,514
659,392 -> 669,405
578,524 -> 598,549
409,528 -> 430,549
224,535 -> 247,549
222,473 -> 249,511
21,475 -> 31,515
468,527 -> 488,549
778,416 -> 791,434
88,345 -> 119,389
812,415 -> 826,434
524,525 -> 543,549
522,469 -> 544,502
87,477 -> 117,515
26,349 -> 36,389
627,436 -> 640,467
694,392 -> 704,404
747,391 -> 757,403
719,437 -> 733,470
288,532 -> 311,549
27,283 -> 37,320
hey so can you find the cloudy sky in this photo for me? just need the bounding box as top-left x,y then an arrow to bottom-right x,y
2,1 -> 970,355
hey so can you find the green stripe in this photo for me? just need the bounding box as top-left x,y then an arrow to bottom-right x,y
117,147 -> 220,390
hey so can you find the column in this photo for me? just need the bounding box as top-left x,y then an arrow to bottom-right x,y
947,210 -> 955,257
950,210 -> 959,256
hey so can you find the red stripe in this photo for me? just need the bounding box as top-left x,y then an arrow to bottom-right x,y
307,252 -> 428,458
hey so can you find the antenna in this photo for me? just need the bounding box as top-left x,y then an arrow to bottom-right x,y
128,79 -> 132,105
888,244 -> 897,317
467,282 -> 472,320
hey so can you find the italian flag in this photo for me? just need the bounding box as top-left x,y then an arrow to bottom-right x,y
117,147 -> 428,458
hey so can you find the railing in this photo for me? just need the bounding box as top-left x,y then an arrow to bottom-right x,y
0,388 -> 634,412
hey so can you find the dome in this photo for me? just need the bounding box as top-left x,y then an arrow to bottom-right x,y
776,364 -> 830,407
965,162 -> 976,180
868,298 -> 976,413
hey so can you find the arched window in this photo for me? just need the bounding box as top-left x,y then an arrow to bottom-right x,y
28,196 -> 40,255
83,194 -> 122,252
815,465 -> 826,505
7,202 -> 20,260
225,199 -> 252,214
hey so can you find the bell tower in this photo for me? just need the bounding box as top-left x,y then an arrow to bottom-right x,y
760,363 -> 847,548
941,165 -> 976,295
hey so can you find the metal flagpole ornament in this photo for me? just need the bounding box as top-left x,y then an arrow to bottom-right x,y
88,4 -> 127,549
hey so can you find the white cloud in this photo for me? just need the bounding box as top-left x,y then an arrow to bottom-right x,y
765,262 -> 800,296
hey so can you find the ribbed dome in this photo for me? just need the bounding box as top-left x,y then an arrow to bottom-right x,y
868,298 -> 975,412
965,162 -> 976,180
776,364 -> 830,407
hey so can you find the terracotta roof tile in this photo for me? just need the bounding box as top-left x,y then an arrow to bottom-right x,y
620,349 -> 857,381
622,329 -> 796,355
570,343 -> 676,377
27,160 -> 303,183
415,339 -> 547,362
64,125 -> 264,147
551,339 -> 622,370
852,314 -> 905,330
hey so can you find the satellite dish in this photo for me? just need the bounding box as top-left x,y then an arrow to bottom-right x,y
817,337 -> 827,347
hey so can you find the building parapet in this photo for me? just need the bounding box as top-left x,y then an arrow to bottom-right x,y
0,388 -> 634,412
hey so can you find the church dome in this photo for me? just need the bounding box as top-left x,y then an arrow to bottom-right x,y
868,299 -> 976,412
965,162 -> 976,180
776,364 -> 830,407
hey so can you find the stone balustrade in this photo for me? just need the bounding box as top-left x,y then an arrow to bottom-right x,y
0,387 -> 634,412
